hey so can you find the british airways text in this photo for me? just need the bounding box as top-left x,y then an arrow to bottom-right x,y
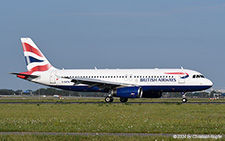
140,78 -> 176,82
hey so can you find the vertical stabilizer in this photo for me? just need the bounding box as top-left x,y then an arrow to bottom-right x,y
21,38 -> 54,72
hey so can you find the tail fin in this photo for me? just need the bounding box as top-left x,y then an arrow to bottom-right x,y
21,38 -> 54,72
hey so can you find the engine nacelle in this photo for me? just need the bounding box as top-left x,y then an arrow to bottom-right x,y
112,87 -> 143,98
142,91 -> 162,98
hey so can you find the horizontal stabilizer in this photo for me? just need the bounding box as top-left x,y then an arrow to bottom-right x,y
9,72 -> 39,79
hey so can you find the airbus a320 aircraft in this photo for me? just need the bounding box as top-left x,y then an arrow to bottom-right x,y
11,38 -> 213,103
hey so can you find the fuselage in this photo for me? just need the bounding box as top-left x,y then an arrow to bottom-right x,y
31,68 -> 213,94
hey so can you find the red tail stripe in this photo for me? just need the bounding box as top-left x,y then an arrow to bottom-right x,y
29,64 -> 52,72
17,64 -> 52,79
22,43 -> 43,57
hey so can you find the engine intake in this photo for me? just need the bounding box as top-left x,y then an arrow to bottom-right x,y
112,87 -> 143,98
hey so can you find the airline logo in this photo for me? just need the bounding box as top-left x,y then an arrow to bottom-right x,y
140,72 -> 189,83
140,77 -> 176,83
164,72 -> 189,79
21,38 -> 52,74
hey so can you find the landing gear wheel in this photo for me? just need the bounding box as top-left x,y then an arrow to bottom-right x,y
110,97 -> 114,102
105,96 -> 113,103
182,98 -> 187,103
120,97 -> 128,103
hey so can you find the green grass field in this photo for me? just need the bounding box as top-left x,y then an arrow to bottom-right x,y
0,98 -> 224,140
2,134 -> 223,141
0,135 -> 177,141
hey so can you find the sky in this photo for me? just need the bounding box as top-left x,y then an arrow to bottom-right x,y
0,0 -> 225,90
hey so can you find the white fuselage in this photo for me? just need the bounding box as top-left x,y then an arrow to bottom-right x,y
31,68 -> 213,94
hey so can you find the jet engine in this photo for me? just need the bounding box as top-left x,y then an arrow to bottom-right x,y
112,86 -> 143,98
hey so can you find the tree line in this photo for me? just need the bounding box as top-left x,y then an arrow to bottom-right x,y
0,88 -> 106,97
0,88 -> 220,98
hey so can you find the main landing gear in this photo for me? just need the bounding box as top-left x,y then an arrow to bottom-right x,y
105,95 -> 128,103
105,95 -> 114,103
181,92 -> 187,103
120,97 -> 128,103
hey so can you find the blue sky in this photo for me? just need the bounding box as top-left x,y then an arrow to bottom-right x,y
0,1 -> 225,90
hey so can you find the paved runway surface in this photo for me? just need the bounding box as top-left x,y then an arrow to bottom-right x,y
0,102 -> 225,104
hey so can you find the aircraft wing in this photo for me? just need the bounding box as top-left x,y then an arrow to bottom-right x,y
62,76 -> 133,89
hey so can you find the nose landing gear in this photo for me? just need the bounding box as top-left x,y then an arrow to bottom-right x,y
181,92 -> 187,103
182,97 -> 187,103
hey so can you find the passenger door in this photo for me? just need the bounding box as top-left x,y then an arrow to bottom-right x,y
50,71 -> 57,84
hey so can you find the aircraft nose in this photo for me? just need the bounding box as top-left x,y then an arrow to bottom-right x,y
206,79 -> 213,88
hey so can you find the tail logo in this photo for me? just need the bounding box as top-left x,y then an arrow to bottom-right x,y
21,38 -> 52,73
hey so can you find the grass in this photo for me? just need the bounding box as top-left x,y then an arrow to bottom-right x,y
0,135 -> 177,141
0,103 -> 224,134
1,134 -> 224,141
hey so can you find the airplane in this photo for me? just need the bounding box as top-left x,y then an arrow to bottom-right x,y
10,38 -> 213,103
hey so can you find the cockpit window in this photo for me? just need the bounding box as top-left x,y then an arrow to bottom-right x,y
193,74 -> 205,78
200,75 -> 205,78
